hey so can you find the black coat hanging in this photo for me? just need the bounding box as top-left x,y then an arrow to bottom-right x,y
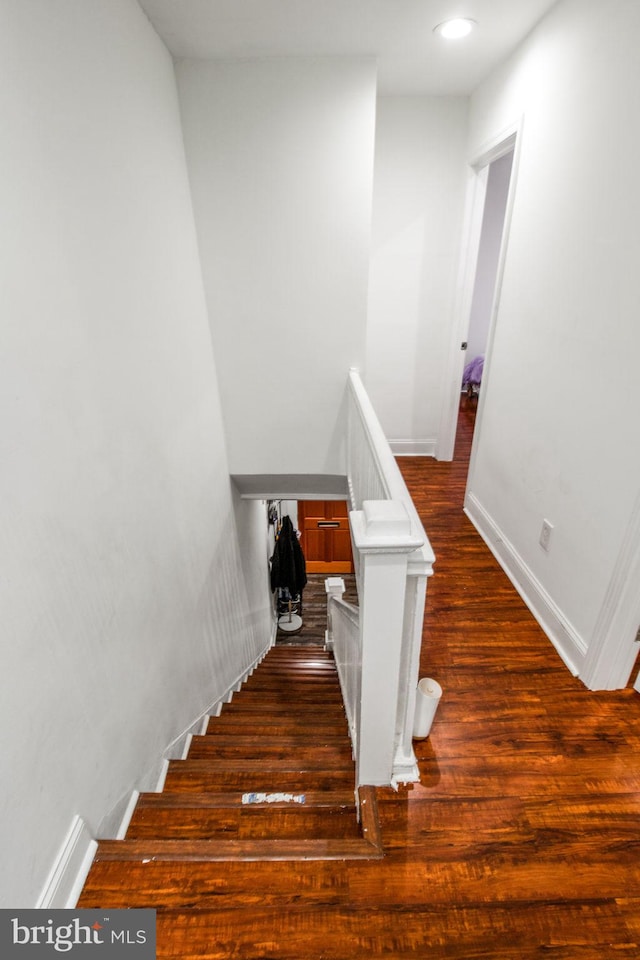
270,515 -> 307,597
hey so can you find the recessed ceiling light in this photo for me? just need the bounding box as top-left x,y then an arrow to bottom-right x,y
434,18 -> 476,40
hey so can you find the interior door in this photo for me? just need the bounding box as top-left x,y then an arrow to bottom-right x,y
298,500 -> 353,574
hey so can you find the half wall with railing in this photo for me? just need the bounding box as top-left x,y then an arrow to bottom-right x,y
326,369 -> 435,786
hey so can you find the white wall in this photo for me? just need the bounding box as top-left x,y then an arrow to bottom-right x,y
465,0 -> 640,673
0,0 -> 271,906
175,57 -> 377,478
366,97 -> 468,455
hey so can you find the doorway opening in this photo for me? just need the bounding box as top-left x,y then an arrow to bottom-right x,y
462,148 -> 514,413
438,127 -> 519,466
297,500 -> 354,575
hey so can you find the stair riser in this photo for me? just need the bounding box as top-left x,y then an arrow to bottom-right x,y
189,736 -> 352,753
163,769 -> 355,793
248,682 -> 338,688
240,670 -> 338,680
219,703 -> 346,717
135,789 -> 355,808
169,756 -> 354,773
205,722 -> 348,738
187,745 -> 353,764
231,689 -> 342,699
126,807 -> 361,841
95,838 -> 382,862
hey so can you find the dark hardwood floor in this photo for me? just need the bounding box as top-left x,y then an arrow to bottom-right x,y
78,397 -> 640,958
275,574 -> 357,646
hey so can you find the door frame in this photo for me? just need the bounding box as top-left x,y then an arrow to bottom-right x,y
437,120 -> 521,463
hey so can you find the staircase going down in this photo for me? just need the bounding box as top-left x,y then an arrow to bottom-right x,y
83,645 -> 383,873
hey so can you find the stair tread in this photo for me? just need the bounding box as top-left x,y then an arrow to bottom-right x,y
78,858 -> 348,909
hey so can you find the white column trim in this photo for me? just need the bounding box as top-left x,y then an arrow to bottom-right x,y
581,488 -> 640,690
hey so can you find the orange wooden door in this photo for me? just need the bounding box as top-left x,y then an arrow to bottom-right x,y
298,501 -> 353,574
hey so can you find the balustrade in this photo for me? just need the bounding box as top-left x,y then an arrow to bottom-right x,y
325,370 -> 435,787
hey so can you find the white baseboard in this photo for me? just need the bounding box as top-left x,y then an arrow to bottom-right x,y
36,816 -> 97,909
115,790 -> 140,840
41,641 -> 274,909
391,749 -> 420,785
465,492 -> 586,677
390,439 -> 437,457
98,639 -> 272,839
160,639 -> 272,764
154,759 -> 170,793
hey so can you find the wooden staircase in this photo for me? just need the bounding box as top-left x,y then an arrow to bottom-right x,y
81,645 -> 382,878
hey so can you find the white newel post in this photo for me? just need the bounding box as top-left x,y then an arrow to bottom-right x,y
324,577 -> 345,650
350,500 -> 424,786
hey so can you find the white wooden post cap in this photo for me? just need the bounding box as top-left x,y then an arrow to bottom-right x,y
362,500 -> 411,538
325,577 -> 346,595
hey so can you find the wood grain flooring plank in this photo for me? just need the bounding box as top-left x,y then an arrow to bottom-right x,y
78,859 -> 350,909
150,901 -> 636,960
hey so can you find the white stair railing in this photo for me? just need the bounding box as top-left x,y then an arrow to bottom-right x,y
324,578 -> 361,755
328,369 -> 435,787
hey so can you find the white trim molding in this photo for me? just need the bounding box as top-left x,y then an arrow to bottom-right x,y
390,439 -> 437,458
580,488 -> 640,690
115,791 -> 140,840
465,492 -> 586,677
98,638 -> 272,841
36,816 -> 97,909
41,640 -> 273,907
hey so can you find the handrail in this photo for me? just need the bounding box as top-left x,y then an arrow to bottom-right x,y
331,597 -> 360,621
347,369 -> 435,574
328,595 -> 361,762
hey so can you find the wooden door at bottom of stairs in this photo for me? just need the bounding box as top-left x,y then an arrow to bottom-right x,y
298,500 -> 353,574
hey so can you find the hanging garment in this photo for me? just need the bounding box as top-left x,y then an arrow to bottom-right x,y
462,354 -> 484,389
270,515 -> 307,596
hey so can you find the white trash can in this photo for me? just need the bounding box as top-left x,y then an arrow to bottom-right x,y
412,678 -> 443,739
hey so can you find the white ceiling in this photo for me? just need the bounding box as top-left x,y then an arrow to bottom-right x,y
138,0 -> 559,96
